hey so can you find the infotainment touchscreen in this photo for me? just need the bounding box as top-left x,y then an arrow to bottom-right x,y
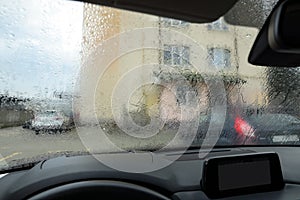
202,152 -> 284,198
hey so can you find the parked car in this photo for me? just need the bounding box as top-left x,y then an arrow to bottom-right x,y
196,113 -> 300,145
213,113 -> 300,145
28,110 -> 74,134
247,114 -> 300,145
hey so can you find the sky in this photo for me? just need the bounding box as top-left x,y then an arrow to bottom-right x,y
0,0 -> 83,98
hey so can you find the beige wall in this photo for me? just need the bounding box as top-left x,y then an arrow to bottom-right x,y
78,6 -> 161,123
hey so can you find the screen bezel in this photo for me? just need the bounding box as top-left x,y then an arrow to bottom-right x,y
201,152 -> 284,198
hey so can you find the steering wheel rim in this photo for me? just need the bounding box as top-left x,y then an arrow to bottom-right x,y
28,180 -> 171,200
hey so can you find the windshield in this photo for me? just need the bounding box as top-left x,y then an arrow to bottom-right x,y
0,0 -> 299,170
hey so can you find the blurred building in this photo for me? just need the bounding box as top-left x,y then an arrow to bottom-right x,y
77,4 -> 267,125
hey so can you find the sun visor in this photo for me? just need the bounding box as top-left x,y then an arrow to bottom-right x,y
75,0 -> 239,23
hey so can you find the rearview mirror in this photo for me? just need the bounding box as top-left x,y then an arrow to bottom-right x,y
268,0 -> 300,53
249,0 -> 300,67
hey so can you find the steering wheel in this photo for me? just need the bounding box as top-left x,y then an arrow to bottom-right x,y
28,180 -> 171,200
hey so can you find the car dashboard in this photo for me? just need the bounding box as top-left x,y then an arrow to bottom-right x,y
0,147 -> 299,199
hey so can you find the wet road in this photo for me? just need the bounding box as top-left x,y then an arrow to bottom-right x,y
0,126 -> 86,165
0,126 -> 178,168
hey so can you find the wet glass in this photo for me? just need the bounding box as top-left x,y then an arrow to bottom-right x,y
0,0 -> 299,170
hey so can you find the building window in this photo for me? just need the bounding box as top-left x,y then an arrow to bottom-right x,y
208,48 -> 231,69
163,45 -> 190,66
161,17 -> 189,27
207,18 -> 228,31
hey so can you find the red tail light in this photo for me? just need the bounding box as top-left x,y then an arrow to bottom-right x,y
234,116 -> 255,138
